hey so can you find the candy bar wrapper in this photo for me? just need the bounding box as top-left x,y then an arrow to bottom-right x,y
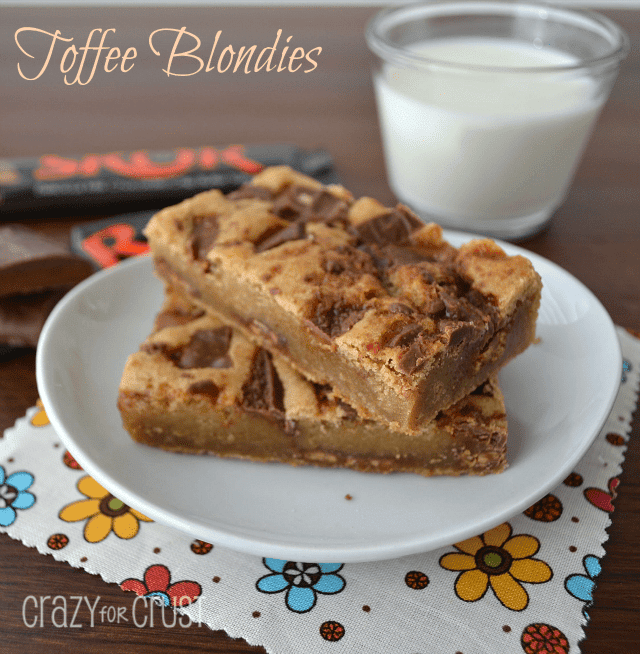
0,144 -> 338,214
70,211 -> 154,269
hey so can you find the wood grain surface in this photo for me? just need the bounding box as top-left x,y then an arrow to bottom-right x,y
1,6 -> 638,653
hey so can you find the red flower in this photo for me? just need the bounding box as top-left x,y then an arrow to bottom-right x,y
521,623 -> 569,653
121,564 -> 201,607
584,477 -> 619,512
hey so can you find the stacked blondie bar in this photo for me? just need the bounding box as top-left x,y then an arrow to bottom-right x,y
118,167 -> 542,476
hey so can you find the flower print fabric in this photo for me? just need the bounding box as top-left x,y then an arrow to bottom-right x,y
30,399 -> 49,427
256,559 -> 346,613
59,475 -> 152,543
439,522 -> 552,611
0,466 -> 35,527
121,564 -> 201,607
565,555 -> 601,616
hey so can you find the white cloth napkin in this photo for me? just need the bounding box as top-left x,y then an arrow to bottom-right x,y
1,327 -> 638,654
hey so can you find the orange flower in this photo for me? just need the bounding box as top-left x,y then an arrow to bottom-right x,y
59,476 -> 152,543
439,522 -> 552,611
31,399 -> 50,427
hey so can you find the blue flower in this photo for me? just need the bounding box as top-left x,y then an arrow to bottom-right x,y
0,466 -> 36,527
622,359 -> 630,383
565,555 -> 601,617
256,559 -> 346,613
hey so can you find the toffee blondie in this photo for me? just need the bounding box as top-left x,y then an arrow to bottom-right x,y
118,292 -> 508,476
145,166 -> 541,433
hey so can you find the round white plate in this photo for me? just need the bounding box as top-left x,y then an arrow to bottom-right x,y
36,234 -> 621,563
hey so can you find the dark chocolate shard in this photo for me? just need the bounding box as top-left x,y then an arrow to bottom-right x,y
353,206 -> 423,247
271,185 -> 315,220
272,185 -> 348,223
357,243 -> 430,278
253,184 -> 349,253
398,339 -> 428,375
385,322 -> 423,348
0,225 -> 93,298
226,184 -> 274,201
241,348 -> 285,417
188,380 -> 221,403
440,292 -> 486,325
173,327 -> 233,369
306,189 -> 349,223
444,321 -> 477,348
189,215 -> 219,260
310,295 -> 367,340
254,221 -> 306,253
0,287 -> 69,348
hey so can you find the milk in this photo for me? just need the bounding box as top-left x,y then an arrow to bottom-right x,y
373,38 -> 604,232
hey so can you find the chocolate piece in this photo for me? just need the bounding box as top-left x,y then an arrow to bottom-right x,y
385,322 -> 423,348
253,185 -> 350,252
255,221 -> 306,253
362,242 -> 430,272
398,339 -> 427,375
189,216 -> 219,261
271,185 -> 348,223
187,380 -> 221,403
242,349 -> 285,418
0,287 -> 68,348
353,206 -> 423,246
173,327 -> 233,369
0,225 -> 93,298
311,296 -> 367,340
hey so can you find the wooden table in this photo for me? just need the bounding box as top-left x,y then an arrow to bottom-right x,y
1,6 -> 638,653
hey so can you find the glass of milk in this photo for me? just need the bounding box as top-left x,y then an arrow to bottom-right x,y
366,1 -> 628,239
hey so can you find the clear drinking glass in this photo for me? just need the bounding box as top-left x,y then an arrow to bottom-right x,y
366,1 -> 629,239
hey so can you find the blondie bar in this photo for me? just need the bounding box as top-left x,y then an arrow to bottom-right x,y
118,292 -> 508,476
145,166 -> 541,433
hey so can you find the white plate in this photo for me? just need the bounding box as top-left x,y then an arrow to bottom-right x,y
36,234 -> 621,563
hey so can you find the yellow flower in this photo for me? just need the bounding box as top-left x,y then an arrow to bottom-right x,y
31,399 -> 50,427
439,522 -> 552,611
59,476 -> 152,543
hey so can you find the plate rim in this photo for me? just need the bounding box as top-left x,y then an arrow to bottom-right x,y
35,234 -> 622,562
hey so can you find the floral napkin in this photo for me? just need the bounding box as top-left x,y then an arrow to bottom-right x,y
1,328 -> 638,654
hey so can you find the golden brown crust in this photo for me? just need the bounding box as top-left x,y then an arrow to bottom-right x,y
145,166 -> 541,432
